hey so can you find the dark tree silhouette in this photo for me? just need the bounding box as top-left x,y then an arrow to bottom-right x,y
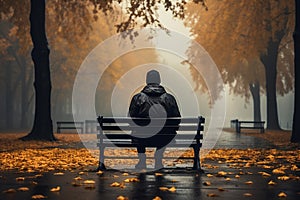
291,0 -> 300,143
18,0 -> 204,141
21,0 -> 55,141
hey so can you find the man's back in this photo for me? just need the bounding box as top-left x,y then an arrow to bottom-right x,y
129,83 -> 180,118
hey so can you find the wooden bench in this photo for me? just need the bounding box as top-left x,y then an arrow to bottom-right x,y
96,116 -> 205,171
56,121 -> 84,133
231,119 -> 265,133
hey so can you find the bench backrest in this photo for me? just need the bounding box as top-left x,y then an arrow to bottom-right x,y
97,116 -> 204,141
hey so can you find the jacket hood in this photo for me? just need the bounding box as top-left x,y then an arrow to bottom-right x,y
142,84 -> 166,96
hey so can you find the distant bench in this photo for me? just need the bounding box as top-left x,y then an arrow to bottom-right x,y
231,119 -> 265,133
96,116 -> 205,171
56,121 -> 84,133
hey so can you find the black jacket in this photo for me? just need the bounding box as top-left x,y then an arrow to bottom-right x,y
129,84 -> 181,118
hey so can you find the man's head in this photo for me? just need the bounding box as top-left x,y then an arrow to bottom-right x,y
146,70 -> 161,84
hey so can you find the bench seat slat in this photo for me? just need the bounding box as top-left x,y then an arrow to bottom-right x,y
98,133 -> 203,140
100,117 -> 204,124
97,142 -> 201,148
101,125 -> 203,131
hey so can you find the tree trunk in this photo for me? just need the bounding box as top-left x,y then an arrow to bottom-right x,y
291,0 -> 300,143
21,0 -> 55,141
260,39 -> 281,130
249,81 -> 262,125
5,61 -> 14,129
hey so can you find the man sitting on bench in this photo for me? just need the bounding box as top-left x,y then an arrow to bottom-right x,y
128,70 -> 181,169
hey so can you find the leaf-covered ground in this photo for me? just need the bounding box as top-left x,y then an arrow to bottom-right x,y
0,132 -> 300,199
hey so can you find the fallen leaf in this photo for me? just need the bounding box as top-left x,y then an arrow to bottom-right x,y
259,172 -> 271,177
278,176 -> 290,181
225,178 -> 231,181
268,180 -> 277,185
31,194 -> 47,199
155,173 -> 163,176
206,174 -> 214,178
84,180 -> 95,184
71,181 -> 81,187
152,196 -> 162,200
117,196 -> 128,200
203,181 -> 211,186
291,165 -> 298,171
207,193 -> 219,197
74,176 -> 83,181
218,187 -> 225,191
245,181 -> 253,185
243,193 -> 253,197
53,172 -> 64,176
122,173 -> 129,176
18,187 -> 30,192
84,180 -> 95,189
262,165 -> 272,169
168,187 -> 176,192
16,177 -> 25,181
217,171 -> 227,177
159,187 -> 169,191
50,186 -> 60,192
97,171 -> 103,175
3,188 -> 17,193
31,181 -> 38,185
111,182 -> 121,187
235,175 -> 240,178
278,192 -> 287,197
272,169 -> 285,175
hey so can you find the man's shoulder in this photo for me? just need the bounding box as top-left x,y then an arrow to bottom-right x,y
133,92 -> 148,100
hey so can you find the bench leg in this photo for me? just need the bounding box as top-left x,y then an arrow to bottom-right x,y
97,147 -> 106,171
192,146 -> 203,172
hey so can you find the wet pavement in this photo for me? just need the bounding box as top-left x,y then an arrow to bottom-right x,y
1,130 -> 299,200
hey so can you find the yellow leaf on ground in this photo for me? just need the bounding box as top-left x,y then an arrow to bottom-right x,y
31,194 -> 47,199
74,176 -> 83,181
84,180 -> 95,184
50,186 -> 60,192
117,196 -> 129,200
278,192 -> 287,197
245,181 -> 253,185
111,182 -> 121,187
16,177 -> 25,181
168,187 -> 176,192
97,170 -> 104,175
153,196 -> 162,200
235,175 -> 240,178
155,173 -> 163,176
122,173 -> 129,176
218,187 -> 225,191
268,180 -> 277,185
243,193 -> 253,197
259,172 -> 271,177
203,181 -> 211,186
278,176 -> 290,181
18,187 -> 30,192
159,187 -> 169,191
3,189 -> 17,193
217,171 -> 227,177
206,174 -> 214,178
207,193 -> 219,197
53,172 -> 64,176
272,169 -> 285,175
